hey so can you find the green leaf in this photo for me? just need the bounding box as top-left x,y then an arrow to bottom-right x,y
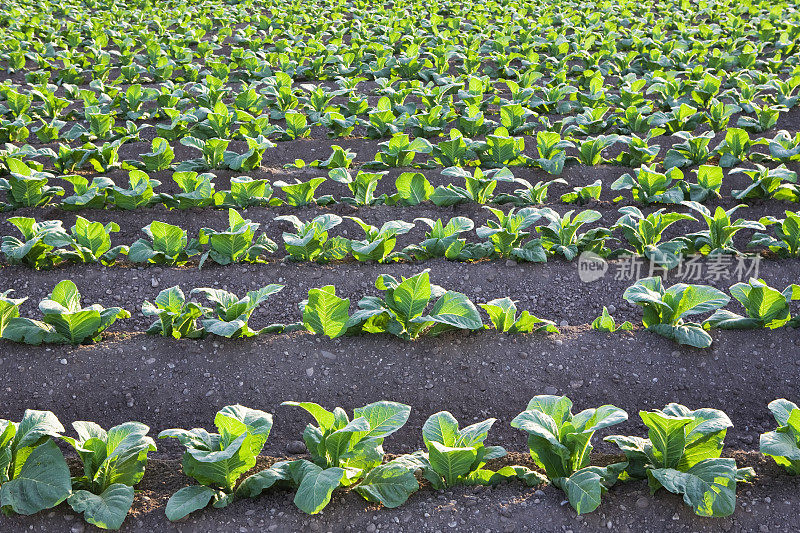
353,458 -> 420,508
0,439 -> 71,515
650,458 -> 739,517
164,485 -> 216,521
68,484 -> 134,530
303,286 -> 350,339
427,441 -> 477,487
293,465 -> 344,514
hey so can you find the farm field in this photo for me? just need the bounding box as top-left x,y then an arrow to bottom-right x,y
1,0 -> 800,531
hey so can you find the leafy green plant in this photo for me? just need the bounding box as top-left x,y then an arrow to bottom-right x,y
713,127 -> 767,168
327,168 -> 385,206
276,214 -> 348,262
476,206 -> 543,259
760,399 -> 800,475
412,411 -> 545,489
535,208 -> 610,260
611,206 -> 696,269
512,395 -> 628,514
159,406 -> 273,520
162,171 -> 216,209
0,410 -> 71,515
274,177 -> 333,206
2,280 -> 129,345
431,166 -> 515,206
623,277 -> 729,348
63,422 -> 156,530
561,179 -> 601,205
730,164 -> 798,201
142,285 -> 209,339
680,201 -> 765,255
128,221 -> 201,266
346,217 -> 413,262
190,285 -> 287,337
198,209 -> 276,267
591,307 -> 633,331
0,290 -> 26,337
479,297 -> 558,333
612,165 -> 684,204
350,270 -> 483,340
141,137 -> 174,171
301,285 -> 351,339
386,172 -> 433,206
402,217 -> 476,260
606,404 -> 754,517
684,165 -> 723,202
214,176 -> 280,208
238,401 -> 416,514
704,279 -> 800,330
1,216 -> 71,269
60,175 -> 115,210
663,131 -> 714,169
0,157 -> 64,209
61,216 -> 128,265
367,133 -> 433,168
109,170 -> 162,210
534,131 -> 573,175
750,211 -> 800,257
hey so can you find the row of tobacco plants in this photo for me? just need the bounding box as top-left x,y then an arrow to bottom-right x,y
0,272 -> 797,348
2,397 -> 799,529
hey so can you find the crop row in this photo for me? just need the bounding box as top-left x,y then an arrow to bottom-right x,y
4,205 -> 799,272
1,273 -> 797,348
3,397 -> 799,529
3,152 -> 800,214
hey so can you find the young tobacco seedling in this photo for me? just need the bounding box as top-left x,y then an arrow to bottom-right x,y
109,170 -> 162,210
479,297 -> 558,333
0,289 -> 26,337
680,201 -> 765,255
512,395 -> 628,514
591,307 -> 633,332
274,177 -> 333,206
750,211 -> 800,257
214,176 -> 280,208
327,168 -> 386,206
606,404 -> 754,518
366,133 -> 433,169
159,406 -> 273,520
61,216 -> 128,265
534,131 -> 573,175
190,285 -> 289,338
760,399 -> 800,475
0,410 -> 71,515
1,216 -> 72,269
238,401 -> 415,514
198,209 -> 276,268
611,206 -> 696,270
535,208 -> 610,260
141,137 -> 174,171
62,422 -> 156,530
0,157 -> 64,209
611,165 -> 685,204
301,285 -> 352,339
350,270 -> 483,340
713,127 -> 767,168
561,179 -> 602,205
431,166 -> 516,206
402,217 -> 475,261
162,171 -> 216,209
731,164 -> 798,201
410,411 -> 545,489
142,285 -> 209,339
385,172 -> 434,206
704,279 -> 800,330
60,175 -> 115,210
276,214 -> 348,262
1,280 -> 129,345
128,221 -> 202,266
345,217 -> 414,262
623,277 -> 729,348
476,206 -> 543,259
